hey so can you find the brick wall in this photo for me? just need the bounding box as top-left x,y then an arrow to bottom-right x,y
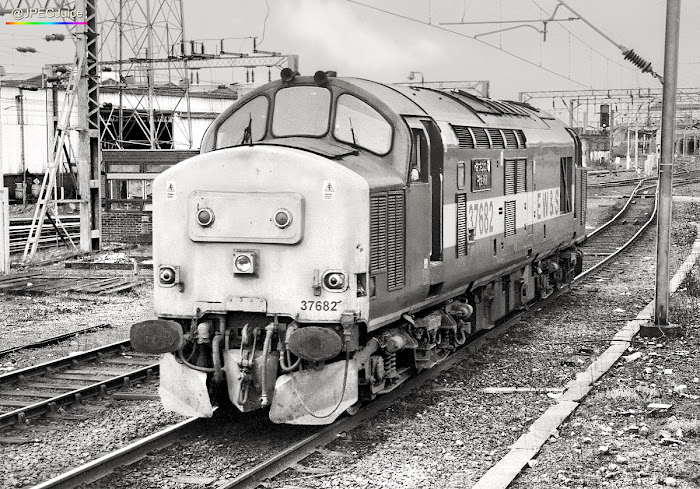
101,211 -> 152,244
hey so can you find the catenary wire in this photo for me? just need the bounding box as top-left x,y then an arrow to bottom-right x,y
343,0 -> 590,88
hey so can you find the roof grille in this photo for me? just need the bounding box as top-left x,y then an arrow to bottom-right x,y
471,127 -> 490,149
487,128 -> 505,149
503,129 -> 518,149
452,125 -> 527,150
452,126 -> 475,149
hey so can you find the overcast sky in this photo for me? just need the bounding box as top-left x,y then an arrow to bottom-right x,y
1,0 -> 698,99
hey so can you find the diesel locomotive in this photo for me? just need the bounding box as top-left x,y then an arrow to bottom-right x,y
130,70 -> 586,425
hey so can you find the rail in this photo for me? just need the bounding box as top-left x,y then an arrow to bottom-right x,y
0,340 -> 158,429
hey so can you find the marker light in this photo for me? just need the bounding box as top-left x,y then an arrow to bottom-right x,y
323,271 -> 346,291
273,208 -> 292,228
196,207 -> 215,227
233,251 -> 258,275
158,265 -> 180,287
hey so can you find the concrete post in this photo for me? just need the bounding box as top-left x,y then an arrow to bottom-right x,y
647,0 -> 682,336
0,188 -> 8,274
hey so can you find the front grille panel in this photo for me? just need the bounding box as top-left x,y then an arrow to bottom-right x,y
387,190 -> 405,291
370,190 -> 405,291
370,194 -> 388,273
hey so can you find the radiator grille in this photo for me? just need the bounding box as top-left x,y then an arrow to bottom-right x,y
487,128 -> 505,149
370,190 -> 405,291
456,193 -> 467,257
504,200 -> 516,237
515,130 -> 527,148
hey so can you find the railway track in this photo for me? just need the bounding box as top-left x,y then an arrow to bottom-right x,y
580,178 -> 657,275
8,215 -> 81,254
0,323 -> 112,358
0,340 -> 159,430
31,177 -> 671,489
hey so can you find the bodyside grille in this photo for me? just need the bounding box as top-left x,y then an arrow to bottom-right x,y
504,200 -> 516,237
516,159 -> 526,193
581,169 -> 588,226
505,159 -> 526,195
456,193 -> 467,257
370,190 -> 405,291
505,160 -> 516,195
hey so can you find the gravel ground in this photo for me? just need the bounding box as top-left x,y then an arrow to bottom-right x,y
0,176 -> 698,489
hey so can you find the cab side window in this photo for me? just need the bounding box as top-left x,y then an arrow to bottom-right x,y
410,128 -> 429,183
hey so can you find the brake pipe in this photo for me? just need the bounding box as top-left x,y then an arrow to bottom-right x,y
259,322 -> 277,406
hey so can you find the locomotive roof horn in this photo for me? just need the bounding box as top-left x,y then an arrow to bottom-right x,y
313,70 -> 337,86
280,67 -> 299,83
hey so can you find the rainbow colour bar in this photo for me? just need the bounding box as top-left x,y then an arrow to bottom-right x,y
6,21 -> 87,24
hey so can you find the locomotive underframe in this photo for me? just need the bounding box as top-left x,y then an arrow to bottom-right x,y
153,245 -> 582,424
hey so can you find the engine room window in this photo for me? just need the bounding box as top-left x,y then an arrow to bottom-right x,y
272,86 -> 330,137
471,159 -> 492,192
334,94 -> 392,155
560,156 -> 573,213
216,95 -> 268,148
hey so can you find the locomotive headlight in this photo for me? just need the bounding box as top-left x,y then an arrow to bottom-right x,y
322,271 -> 347,291
273,208 -> 292,229
158,265 -> 180,287
196,207 -> 215,227
233,251 -> 258,275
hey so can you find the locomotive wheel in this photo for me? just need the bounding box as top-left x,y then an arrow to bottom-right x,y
346,401 -> 362,416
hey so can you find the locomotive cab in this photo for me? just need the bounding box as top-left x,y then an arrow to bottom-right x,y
131,72 -> 586,424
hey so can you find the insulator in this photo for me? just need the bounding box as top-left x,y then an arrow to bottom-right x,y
622,49 -> 653,74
